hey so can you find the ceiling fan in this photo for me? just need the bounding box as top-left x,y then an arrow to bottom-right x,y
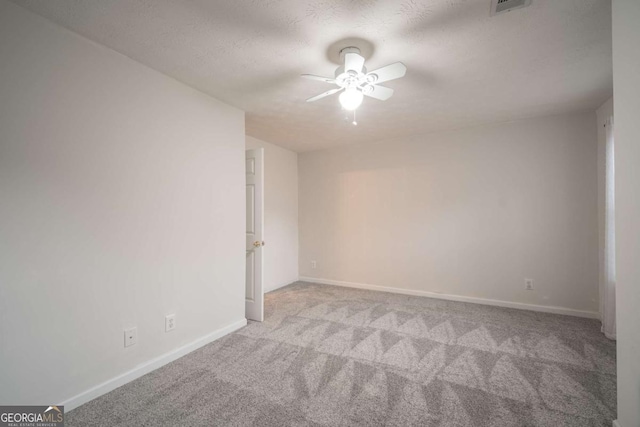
302,47 -> 407,111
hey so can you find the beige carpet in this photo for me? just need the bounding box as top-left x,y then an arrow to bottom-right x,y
67,281 -> 616,426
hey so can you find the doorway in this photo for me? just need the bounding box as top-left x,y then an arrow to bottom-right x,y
245,148 -> 264,321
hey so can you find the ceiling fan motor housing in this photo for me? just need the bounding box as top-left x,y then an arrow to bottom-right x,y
335,67 -> 368,87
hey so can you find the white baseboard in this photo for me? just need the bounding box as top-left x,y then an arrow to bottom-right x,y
60,318 -> 247,412
299,277 -> 599,319
265,279 -> 298,294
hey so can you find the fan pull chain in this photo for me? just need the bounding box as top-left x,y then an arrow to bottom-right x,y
352,110 -> 358,126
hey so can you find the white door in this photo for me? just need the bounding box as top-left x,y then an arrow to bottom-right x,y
245,149 -> 264,321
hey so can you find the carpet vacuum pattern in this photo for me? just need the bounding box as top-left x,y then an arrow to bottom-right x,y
67,282 -> 616,426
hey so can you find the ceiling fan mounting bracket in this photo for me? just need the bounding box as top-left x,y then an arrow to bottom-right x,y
339,46 -> 361,60
326,38 -> 374,65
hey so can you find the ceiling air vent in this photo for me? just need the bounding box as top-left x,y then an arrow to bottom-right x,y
490,0 -> 531,16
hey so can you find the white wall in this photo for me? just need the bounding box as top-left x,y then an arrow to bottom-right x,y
299,112 -> 599,316
0,0 -> 245,408
612,0 -> 640,425
246,136 -> 298,292
595,97 -> 614,326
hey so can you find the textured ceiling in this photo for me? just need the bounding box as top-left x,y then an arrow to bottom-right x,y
13,0 -> 612,152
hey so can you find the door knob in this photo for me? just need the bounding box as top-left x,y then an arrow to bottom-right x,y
253,241 -> 261,247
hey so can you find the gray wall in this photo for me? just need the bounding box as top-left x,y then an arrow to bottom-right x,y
612,0 -> 640,425
299,112 -> 598,315
0,1 -> 245,406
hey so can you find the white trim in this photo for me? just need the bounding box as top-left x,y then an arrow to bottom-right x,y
60,318 -> 247,412
299,277 -> 599,319
613,420 -> 622,427
265,279 -> 298,293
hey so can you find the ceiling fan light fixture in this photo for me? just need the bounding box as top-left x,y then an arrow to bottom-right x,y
339,87 -> 363,110
302,46 -> 407,116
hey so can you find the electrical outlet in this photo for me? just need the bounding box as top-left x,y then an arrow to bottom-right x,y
165,314 -> 176,332
311,260 -> 317,269
124,327 -> 137,347
525,278 -> 534,291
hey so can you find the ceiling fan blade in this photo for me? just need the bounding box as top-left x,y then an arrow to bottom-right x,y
344,52 -> 365,74
363,85 -> 394,101
301,74 -> 335,84
306,87 -> 343,102
366,62 -> 407,84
